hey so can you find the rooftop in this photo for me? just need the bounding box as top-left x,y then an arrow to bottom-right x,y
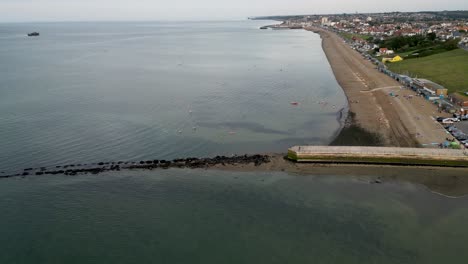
415,78 -> 446,90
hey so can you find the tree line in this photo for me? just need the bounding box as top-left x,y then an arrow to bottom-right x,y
374,33 -> 460,58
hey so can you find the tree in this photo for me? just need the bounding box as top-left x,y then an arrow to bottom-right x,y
427,32 -> 437,41
443,39 -> 459,50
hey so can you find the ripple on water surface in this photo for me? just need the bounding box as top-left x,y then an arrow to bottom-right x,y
1,170 -> 468,263
0,21 -> 346,172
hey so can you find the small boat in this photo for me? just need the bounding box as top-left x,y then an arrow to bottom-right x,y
290,102 -> 299,106
27,32 -> 40,37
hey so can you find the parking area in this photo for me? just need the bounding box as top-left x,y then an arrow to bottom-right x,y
456,122 -> 468,136
443,121 -> 468,148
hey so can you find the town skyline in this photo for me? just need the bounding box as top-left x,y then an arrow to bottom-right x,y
0,0 -> 467,22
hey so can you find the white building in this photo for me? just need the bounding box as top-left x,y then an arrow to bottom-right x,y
321,17 -> 329,26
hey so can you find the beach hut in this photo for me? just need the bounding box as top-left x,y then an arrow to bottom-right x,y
398,75 -> 412,87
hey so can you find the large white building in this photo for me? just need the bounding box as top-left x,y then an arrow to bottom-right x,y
321,17 -> 329,26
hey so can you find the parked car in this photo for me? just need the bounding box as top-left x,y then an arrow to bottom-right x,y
462,140 -> 468,147
436,117 -> 445,122
443,119 -> 458,124
442,118 -> 460,124
453,113 -> 468,121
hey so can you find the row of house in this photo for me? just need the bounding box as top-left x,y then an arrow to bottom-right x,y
343,28 -> 468,112
281,15 -> 468,111
351,51 -> 466,111
321,15 -> 468,40
375,64 -> 468,112
283,14 -> 468,45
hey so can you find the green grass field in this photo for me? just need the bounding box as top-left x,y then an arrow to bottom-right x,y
388,49 -> 468,93
339,32 -> 372,41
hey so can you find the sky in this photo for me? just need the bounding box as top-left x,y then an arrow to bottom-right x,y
0,0 -> 467,22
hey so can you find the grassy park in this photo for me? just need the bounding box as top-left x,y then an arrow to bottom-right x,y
339,32 -> 372,41
388,49 -> 468,93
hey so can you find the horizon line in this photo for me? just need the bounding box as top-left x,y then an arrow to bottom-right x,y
1,9 -> 467,24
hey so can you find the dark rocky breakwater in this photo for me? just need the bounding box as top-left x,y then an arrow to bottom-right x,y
0,154 -> 271,179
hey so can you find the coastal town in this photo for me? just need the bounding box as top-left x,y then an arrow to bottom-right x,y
254,11 -> 468,149
255,11 -> 468,46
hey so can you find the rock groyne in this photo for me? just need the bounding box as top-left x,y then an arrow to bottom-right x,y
0,154 -> 271,179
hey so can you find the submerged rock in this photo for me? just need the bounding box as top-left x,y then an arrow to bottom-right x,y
4,154 -> 271,179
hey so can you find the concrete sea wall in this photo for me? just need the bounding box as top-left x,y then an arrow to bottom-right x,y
288,146 -> 468,167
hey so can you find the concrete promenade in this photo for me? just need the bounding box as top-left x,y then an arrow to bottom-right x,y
288,146 -> 468,167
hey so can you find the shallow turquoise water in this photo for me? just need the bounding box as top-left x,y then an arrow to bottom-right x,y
1,170 -> 468,264
0,21 -> 346,172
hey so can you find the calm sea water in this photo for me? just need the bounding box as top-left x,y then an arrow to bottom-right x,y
4,21 -> 461,264
1,170 -> 468,264
0,21 -> 346,172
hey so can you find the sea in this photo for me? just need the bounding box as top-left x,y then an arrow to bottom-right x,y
0,20 -> 346,172
2,170 -> 468,264
1,21 -> 467,264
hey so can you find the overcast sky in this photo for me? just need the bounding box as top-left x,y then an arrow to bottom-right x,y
0,0 -> 467,22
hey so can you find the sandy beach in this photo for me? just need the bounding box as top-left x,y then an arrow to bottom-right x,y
308,27 -> 450,147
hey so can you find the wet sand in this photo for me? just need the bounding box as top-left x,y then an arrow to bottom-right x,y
212,155 -> 468,197
308,27 -> 450,147
2,153 -> 468,197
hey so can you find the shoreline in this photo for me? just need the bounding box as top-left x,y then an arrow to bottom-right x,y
312,26 -> 415,147
327,106 -> 351,145
1,23 -> 467,196
307,26 -> 449,147
311,27 -> 388,147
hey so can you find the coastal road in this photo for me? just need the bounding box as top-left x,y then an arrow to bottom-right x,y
310,27 -> 450,147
